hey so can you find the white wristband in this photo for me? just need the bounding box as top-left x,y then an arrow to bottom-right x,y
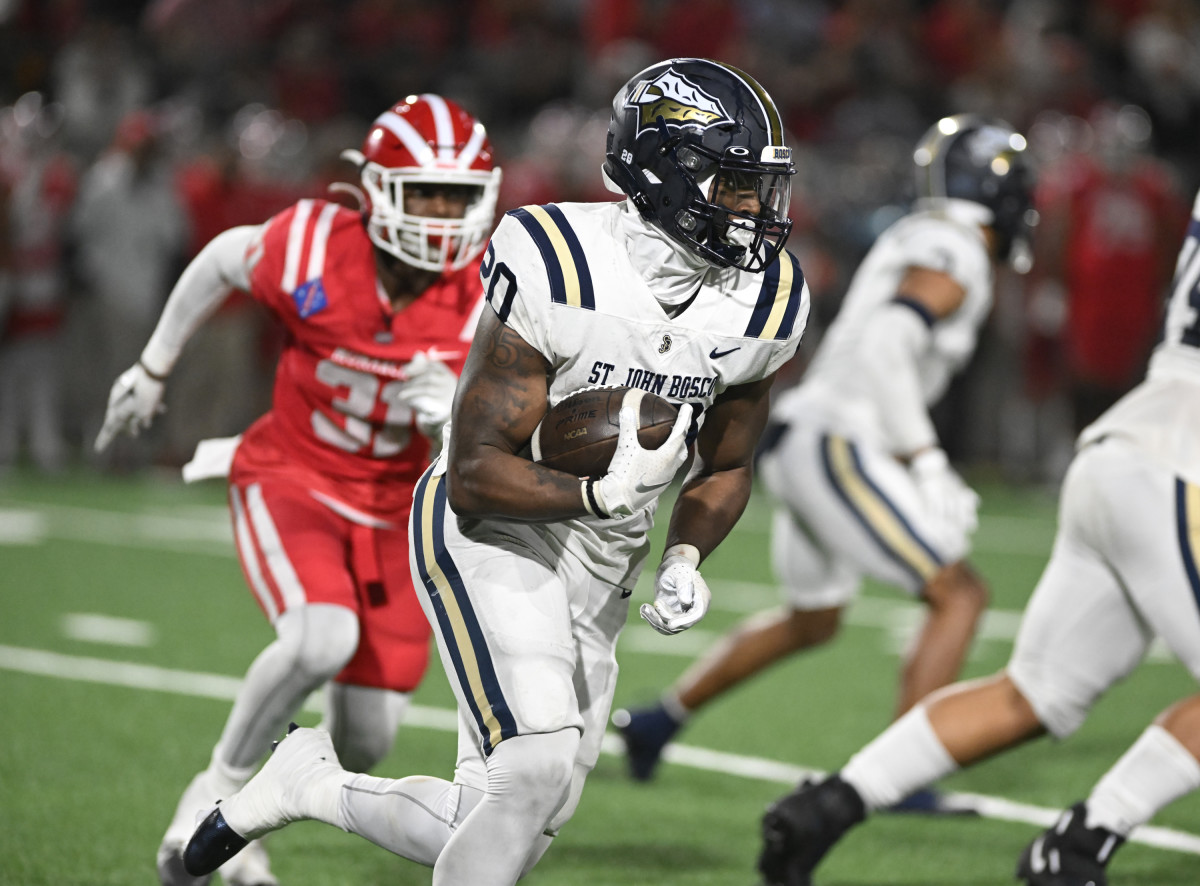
662,543 -> 701,568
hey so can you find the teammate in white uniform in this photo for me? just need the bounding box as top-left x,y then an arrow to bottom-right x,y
758,186 -> 1200,886
181,58 -> 808,886
615,115 -> 1037,794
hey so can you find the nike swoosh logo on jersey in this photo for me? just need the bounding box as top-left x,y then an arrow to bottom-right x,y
709,346 -> 740,359
425,346 -> 464,361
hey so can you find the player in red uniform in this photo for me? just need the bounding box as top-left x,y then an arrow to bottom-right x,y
95,94 -> 501,886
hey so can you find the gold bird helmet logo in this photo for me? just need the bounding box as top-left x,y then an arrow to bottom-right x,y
630,69 -> 732,133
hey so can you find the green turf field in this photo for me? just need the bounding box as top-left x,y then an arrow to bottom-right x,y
1,469 -> 1198,885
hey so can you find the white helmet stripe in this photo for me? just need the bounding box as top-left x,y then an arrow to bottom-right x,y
421,93 -> 456,162
458,123 -> 486,170
376,110 -> 435,167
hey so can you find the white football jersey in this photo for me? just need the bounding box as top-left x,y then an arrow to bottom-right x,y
775,206 -> 993,451
1078,187 -> 1200,485
457,200 -> 808,587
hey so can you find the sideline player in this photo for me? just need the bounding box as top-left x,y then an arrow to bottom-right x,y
615,115 -> 1036,797
182,57 -> 808,886
95,95 -> 501,886
758,185 -> 1200,886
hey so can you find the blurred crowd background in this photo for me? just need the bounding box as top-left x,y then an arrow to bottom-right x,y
1,0 -> 1197,484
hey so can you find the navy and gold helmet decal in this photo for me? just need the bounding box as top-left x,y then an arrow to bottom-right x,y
629,68 -> 732,133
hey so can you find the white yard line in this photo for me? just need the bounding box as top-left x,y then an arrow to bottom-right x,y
1,642 -> 1197,856
0,501 -> 1055,557
61,613 -> 157,647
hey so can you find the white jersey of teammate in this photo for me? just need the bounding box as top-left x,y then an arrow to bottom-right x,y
777,199 -> 992,454
758,201 -> 992,608
436,199 -> 808,588
1007,187 -> 1200,738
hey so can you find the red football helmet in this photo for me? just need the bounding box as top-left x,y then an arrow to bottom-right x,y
343,94 -> 501,271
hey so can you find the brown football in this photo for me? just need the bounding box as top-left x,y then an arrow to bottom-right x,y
531,386 -> 679,477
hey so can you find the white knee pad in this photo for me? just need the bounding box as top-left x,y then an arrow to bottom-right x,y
275,604 -> 360,681
321,684 -> 411,773
1005,661 -> 1094,739
486,730 -> 579,824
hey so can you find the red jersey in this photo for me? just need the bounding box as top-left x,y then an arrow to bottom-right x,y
1044,157 -> 1185,385
235,198 -> 483,518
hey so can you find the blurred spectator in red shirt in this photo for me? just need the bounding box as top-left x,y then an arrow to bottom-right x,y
1031,102 -> 1188,431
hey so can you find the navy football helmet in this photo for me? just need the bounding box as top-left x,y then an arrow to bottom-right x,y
913,114 -> 1037,270
603,58 -> 795,272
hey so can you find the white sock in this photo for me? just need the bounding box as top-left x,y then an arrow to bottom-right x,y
661,691 -> 691,723
840,706 -> 958,811
1086,725 -> 1200,836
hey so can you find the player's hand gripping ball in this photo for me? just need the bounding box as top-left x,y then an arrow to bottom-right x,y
531,386 -> 679,477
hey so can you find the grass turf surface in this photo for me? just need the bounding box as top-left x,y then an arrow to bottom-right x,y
1,468 -> 1198,885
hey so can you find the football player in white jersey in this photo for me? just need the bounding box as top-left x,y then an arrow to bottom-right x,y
181,58 -> 808,886
758,186 -> 1200,886
615,115 -> 1036,797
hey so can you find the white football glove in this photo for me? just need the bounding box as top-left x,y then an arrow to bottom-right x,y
590,403 -> 692,519
398,352 -> 458,440
641,544 -> 711,635
94,362 -> 167,452
909,447 -> 980,536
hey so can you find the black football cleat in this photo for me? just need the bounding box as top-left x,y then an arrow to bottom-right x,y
759,774 -> 866,886
183,806 -> 249,877
1015,802 -> 1124,886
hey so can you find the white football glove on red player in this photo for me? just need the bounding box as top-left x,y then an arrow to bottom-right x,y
641,543 -> 711,635
94,362 -> 167,452
398,352 -> 458,440
587,403 -> 692,519
909,447 -> 980,536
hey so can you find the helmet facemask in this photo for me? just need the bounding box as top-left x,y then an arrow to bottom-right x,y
681,143 -> 792,272
360,164 -> 500,272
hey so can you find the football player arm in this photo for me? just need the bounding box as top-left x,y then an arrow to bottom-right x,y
139,225 -> 258,377
664,371 -> 775,562
446,306 -> 593,521
636,373 -> 773,636
95,225 -> 258,451
860,265 -> 965,460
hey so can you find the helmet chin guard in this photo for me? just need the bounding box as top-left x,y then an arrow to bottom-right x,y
603,58 -> 795,273
353,94 -> 501,272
